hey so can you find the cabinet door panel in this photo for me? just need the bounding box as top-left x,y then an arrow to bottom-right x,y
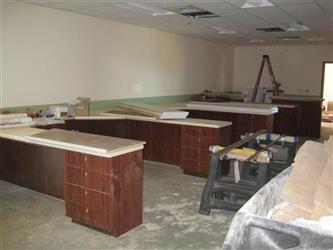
65,202 -> 84,221
84,209 -> 109,231
65,166 -> 84,186
65,151 -> 82,167
84,170 -> 110,193
65,184 -> 84,204
84,189 -> 110,212
83,154 -> 110,174
181,159 -> 198,173
181,147 -> 211,163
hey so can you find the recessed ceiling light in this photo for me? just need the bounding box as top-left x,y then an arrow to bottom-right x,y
287,22 -> 311,31
211,26 -> 237,34
307,36 -> 326,41
250,39 -> 264,43
113,3 -> 175,16
241,0 -> 274,9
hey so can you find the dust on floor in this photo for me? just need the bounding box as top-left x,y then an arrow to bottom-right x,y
0,161 -> 235,250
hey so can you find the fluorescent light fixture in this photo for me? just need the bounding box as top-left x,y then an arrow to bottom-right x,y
241,0 -> 273,8
307,36 -> 326,41
211,26 -> 237,34
113,3 -> 175,16
249,39 -> 264,43
287,22 -> 310,31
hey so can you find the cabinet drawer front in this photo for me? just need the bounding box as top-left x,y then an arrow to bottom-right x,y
65,184 -> 84,204
182,126 -> 218,137
182,135 -> 217,149
65,166 -> 84,186
181,147 -> 211,163
64,151 -> 82,167
182,126 -> 202,136
84,209 -> 109,231
181,159 -> 209,175
84,189 -> 110,212
65,201 -> 84,221
82,154 -> 111,174
84,171 -> 110,193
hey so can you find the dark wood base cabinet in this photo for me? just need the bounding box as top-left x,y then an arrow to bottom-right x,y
272,98 -> 323,138
64,150 -> 143,237
65,119 -> 231,177
0,138 -> 64,198
180,126 -> 231,176
184,110 -> 273,142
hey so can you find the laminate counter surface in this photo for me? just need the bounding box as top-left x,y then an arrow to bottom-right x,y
186,102 -> 278,115
74,111 -> 232,129
0,127 -> 145,158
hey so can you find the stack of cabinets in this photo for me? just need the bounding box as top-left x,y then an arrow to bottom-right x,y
180,126 -> 231,176
64,150 -> 143,237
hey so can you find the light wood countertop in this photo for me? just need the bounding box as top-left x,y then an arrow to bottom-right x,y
74,112 -> 232,129
0,127 -> 145,158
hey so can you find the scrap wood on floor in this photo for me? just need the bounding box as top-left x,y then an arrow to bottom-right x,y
268,136 -> 333,223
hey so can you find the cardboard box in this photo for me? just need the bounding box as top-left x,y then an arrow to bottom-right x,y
74,97 -> 90,116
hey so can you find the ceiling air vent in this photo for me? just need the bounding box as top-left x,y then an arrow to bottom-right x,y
277,36 -> 301,41
256,27 -> 285,32
171,6 -> 220,19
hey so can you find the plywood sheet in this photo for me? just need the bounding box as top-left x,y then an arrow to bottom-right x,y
118,103 -> 189,119
102,108 -> 157,120
312,137 -> 333,218
269,201 -> 312,222
27,129 -> 145,154
282,140 -> 329,213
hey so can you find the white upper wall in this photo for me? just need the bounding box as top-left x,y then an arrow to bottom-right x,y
2,2 -> 233,108
233,45 -> 333,96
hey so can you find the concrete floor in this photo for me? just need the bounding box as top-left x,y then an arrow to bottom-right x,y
0,161 -> 235,250
321,122 -> 333,142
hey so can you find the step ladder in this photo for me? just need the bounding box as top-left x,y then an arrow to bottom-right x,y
251,55 -> 282,102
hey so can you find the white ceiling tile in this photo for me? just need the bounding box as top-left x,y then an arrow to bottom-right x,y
24,0 -> 333,45
220,9 -> 273,28
315,0 -> 333,17
246,6 -> 297,26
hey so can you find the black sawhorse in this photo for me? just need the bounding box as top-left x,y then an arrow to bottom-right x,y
199,130 -> 299,215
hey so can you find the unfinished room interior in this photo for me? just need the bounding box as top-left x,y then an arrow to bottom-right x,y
1,0 -> 333,249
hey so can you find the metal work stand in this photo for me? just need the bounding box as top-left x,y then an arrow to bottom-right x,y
199,130 -> 299,215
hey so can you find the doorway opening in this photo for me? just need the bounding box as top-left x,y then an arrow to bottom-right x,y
321,62 -> 333,140
322,62 -> 333,111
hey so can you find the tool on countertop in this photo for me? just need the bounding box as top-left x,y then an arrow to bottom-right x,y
199,130 -> 299,214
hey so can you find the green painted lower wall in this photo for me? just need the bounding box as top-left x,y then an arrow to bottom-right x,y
1,94 -> 192,113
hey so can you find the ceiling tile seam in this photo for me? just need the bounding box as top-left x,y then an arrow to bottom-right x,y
314,0 -> 333,21
272,3 -> 323,38
224,0 -> 282,27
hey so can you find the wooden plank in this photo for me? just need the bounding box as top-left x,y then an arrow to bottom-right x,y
27,129 -> 145,154
282,140 -> 329,213
118,103 -> 189,119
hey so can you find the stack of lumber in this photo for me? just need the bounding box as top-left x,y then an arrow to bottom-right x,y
209,145 -> 270,163
118,103 -> 189,120
268,136 -> 333,222
0,113 -> 35,128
